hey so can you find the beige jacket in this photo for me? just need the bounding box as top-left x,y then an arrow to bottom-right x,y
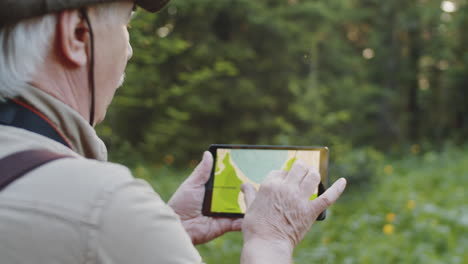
0,85 -> 202,263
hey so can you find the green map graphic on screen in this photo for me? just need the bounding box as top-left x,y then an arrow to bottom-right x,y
211,148 -> 322,213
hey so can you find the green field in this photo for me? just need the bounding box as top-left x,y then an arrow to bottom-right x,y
133,146 -> 468,263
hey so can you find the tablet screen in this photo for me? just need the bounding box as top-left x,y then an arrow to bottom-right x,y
203,145 -> 328,217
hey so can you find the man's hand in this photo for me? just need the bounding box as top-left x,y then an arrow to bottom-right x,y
241,160 -> 347,263
168,151 -> 244,245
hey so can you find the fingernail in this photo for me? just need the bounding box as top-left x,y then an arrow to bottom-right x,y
240,183 -> 246,192
203,151 -> 210,161
338,178 -> 347,192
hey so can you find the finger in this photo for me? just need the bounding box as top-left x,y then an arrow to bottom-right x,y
287,159 -> 309,185
278,169 -> 288,180
241,183 -> 257,208
186,151 -> 213,185
263,170 -> 285,184
232,218 -> 243,231
207,218 -> 240,241
299,166 -> 321,199
308,178 -> 347,218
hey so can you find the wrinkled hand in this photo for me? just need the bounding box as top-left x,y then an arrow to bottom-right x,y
241,160 -> 347,251
168,151 -> 246,245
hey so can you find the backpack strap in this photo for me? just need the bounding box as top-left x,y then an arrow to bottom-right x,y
0,99 -> 72,149
0,149 -> 72,191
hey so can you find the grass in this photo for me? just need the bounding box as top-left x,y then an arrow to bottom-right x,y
132,145 -> 468,263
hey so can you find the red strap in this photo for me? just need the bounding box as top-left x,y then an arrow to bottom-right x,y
0,150 -> 72,191
10,99 -> 73,149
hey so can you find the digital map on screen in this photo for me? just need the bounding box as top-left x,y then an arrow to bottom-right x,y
211,148 -> 321,213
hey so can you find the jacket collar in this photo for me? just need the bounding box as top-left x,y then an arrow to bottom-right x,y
15,84 -> 108,161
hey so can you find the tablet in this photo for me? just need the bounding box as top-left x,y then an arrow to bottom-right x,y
202,144 -> 329,220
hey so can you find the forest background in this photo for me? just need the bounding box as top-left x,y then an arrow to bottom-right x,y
96,0 -> 467,263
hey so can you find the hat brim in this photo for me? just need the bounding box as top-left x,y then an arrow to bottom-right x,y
136,0 -> 171,12
0,0 -> 170,27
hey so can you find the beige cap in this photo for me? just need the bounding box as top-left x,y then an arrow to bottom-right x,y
0,0 -> 171,27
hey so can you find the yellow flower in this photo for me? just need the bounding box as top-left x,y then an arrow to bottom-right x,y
383,224 -> 394,235
322,237 -> 331,245
386,213 -> 396,223
411,144 -> 421,155
406,200 -> 416,210
384,165 -> 394,175
164,154 -> 175,165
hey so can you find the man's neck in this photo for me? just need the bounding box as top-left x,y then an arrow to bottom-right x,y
31,60 -> 91,123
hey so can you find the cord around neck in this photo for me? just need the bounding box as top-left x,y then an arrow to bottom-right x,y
79,8 -> 95,126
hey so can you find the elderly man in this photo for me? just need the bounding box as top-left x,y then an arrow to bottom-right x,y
0,0 -> 347,263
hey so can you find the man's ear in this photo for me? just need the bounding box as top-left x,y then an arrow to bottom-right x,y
56,9 -> 89,67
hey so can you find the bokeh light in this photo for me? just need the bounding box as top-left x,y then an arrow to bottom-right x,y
441,1 -> 457,13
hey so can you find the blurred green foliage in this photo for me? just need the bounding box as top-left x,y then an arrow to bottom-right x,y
133,145 -> 468,264
97,0 -> 468,166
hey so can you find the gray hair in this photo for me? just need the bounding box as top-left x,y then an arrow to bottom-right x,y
0,14 -> 56,100
0,2 -> 130,100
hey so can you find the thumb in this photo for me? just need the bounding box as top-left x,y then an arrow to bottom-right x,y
187,151 -> 213,185
241,183 -> 257,209
308,178 -> 347,218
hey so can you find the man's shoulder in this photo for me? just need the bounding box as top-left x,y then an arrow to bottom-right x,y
0,129 -> 139,223
54,156 -> 134,184
0,124 -> 134,187
0,125 -> 153,224
0,155 -> 137,217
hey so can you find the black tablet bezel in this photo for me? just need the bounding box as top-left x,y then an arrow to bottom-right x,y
202,144 -> 329,220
